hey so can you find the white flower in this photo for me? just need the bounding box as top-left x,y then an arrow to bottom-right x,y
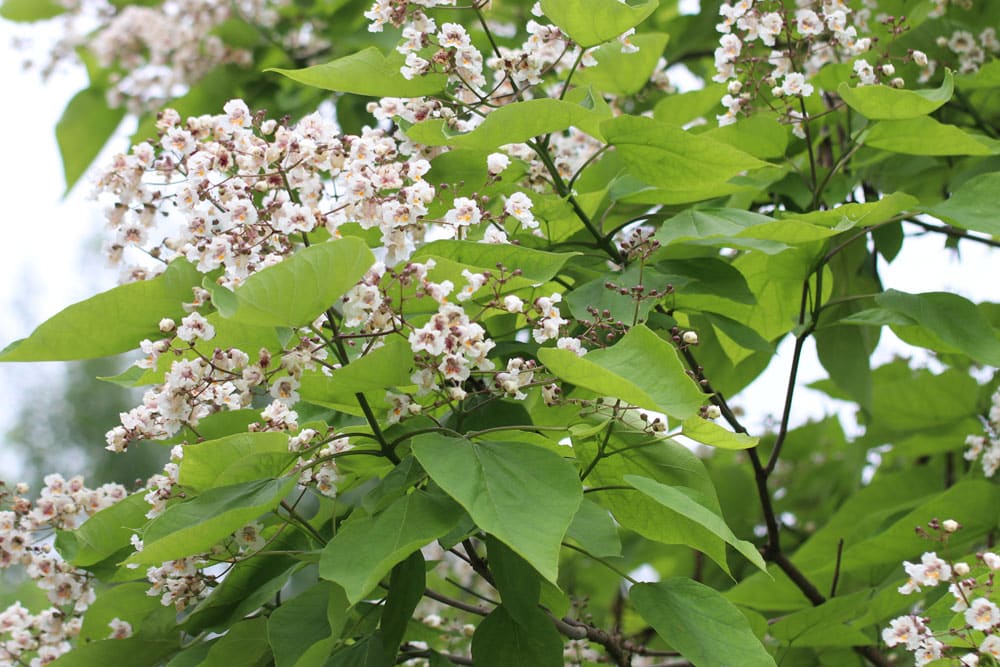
781,72 -> 814,97
504,192 -> 536,228
882,615 -> 921,650
487,152 -> 510,175
176,312 -> 215,343
966,598 -> 1000,631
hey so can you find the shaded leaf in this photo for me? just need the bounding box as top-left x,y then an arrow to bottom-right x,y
631,579 -> 775,667
924,171 -> 1000,236
320,490 -> 464,604
127,477 -> 297,566
471,606 -> 562,667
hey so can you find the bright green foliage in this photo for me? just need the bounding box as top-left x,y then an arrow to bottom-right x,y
227,237 -> 374,327
540,0 -> 658,48
838,71 -> 955,119
539,324 -> 704,418
4,0 -> 1000,666
0,259 -> 200,361
405,98 -> 610,149
412,435 -> 582,583
268,47 -> 449,97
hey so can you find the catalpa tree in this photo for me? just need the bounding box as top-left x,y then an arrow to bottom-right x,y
1,0 -> 999,665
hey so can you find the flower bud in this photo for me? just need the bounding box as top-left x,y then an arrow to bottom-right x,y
682,331 -> 699,345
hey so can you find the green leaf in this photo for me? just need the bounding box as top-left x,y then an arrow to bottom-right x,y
228,237 -> 373,327
631,579 -> 776,667
924,171 -> 1000,236
471,606 -> 562,667
602,115 -> 768,195
652,208 -> 789,254
704,114 -> 789,159
299,337 -> 414,412
574,33 -> 670,96
681,417 -> 759,450
49,638 -> 178,666
183,532 -> 305,633
653,83 -> 728,126
268,582 -> 348,667
837,70 -> 954,119
411,435 -> 582,583
863,116 -> 996,155
380,552 -> 425,653
658,258 -> 756,306
565,498 -> 622,558
624,475 -> 766,572
327,634 -> 388,667
538,324 -> 705,419
79,582 -> 173,642
0,260 -> 200,362
267,47 -> 448,97
411,240 -> 577,283
179,432 -> 294,493
127,477 -> 297,566
769,590 -> 874,647
57,88 -> 126,192
540,0 -> 658,48
0,0 -> 66,21
319,490 -> 464,604
485,536 -> 542,626
58,493 -> 149,567
404,98 -> 609,149
873,290 -> 1000,366
202,617 -> 272,667
575,432 -> 732,574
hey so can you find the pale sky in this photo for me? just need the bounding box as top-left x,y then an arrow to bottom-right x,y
0,14 -> 995,482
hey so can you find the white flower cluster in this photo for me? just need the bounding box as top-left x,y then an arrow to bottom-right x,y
964,387 -> 1000,477
91,0 -> 285,112
364,0 -> 639,197
934,27 -> 1000,76
291,431 -> 350,498
0,476 -> 128,666
17,0 -> 328,113
883,522 -> 1000,666
106,311 -> 327,453
714,0 -> 872,126
408,299 -> 498,405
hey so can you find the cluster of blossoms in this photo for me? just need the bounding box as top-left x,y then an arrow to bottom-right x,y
134,446 -> 275,610
90,0 -> 290,112
365,1 -> 650,192
964,387 -> 1000,477
883,519 -> 1000,665
16,0 -> 329,113
932,26 -> 1000,76
0,476 -> 127,666
714,0 -> 873,126
105,310 -> 326,453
